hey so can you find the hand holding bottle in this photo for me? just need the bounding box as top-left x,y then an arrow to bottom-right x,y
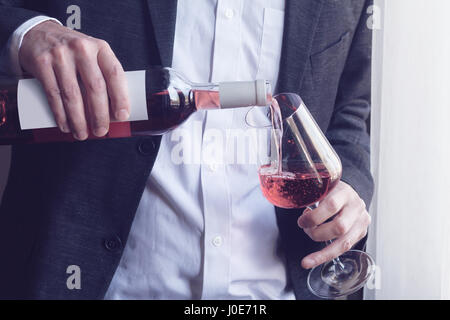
19,20 -> 130,140
1,20 -> 271,144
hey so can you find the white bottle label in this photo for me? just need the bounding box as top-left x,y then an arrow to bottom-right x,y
17,70 -> 149,130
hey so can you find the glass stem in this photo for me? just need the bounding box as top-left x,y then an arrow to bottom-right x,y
308,203 -> 346,273
325,240 -> 346,272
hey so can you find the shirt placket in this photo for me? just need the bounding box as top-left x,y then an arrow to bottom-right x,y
200,0 -> 243,299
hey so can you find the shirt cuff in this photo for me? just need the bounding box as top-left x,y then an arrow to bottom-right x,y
7,16 -> 63,76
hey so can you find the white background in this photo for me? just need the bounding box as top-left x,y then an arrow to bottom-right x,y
366,0 -> 450,299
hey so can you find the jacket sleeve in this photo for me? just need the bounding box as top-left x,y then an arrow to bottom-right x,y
325,0 -> 374,208
0,0 -> 44,50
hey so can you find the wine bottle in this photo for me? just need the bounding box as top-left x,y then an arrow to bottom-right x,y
0,67 -> 272,144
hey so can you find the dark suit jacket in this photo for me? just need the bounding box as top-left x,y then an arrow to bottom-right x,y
0,0 -> 373,299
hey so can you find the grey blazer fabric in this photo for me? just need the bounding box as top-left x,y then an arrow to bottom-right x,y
0,0 -> 373,299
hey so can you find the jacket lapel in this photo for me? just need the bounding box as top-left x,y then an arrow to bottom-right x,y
146,0 -> 178,67
276,0 -> 325,93
275,0 -> 325,300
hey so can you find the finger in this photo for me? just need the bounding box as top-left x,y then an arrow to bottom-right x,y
301,215 -> 369,269
32,55 -> 70,133
97,41 -> 130,121
77,56 -> 110,137
355,210 -> 371,241
297,183 -> 350,229
304,199 -> 366,242
52,49 -> 88,140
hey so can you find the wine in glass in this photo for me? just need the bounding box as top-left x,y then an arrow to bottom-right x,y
248,93 -> 375,299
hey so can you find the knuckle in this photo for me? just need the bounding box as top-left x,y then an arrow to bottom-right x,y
342,238 -> 353,252
334,218 -> 349,236
86,76 -> 106,93
45,87 -> 61,100
50,45 -> 66,63
321,251 -> 333,263
325,198 -> 340,213
60,84 -> 79,102
69,37 -> 91,55
108,63 -> 123,78
35,53 -> 52,66
313,253 -> 323,265
96,39 -> 111,51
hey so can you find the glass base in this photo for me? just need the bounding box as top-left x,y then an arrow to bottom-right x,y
307,250 -> 375,299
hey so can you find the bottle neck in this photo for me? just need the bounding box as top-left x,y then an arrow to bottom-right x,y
191,84 -> 220,110
192,80 -> 272,110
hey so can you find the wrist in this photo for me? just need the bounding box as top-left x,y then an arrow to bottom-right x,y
10,16 -> 62,75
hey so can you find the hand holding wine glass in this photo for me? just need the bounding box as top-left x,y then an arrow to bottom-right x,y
297,180 -> 371,270
249,93 -> 375,298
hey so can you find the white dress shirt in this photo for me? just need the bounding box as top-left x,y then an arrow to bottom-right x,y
5,0 -> 293,300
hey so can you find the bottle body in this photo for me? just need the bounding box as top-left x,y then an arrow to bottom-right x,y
0,67 -> 271,145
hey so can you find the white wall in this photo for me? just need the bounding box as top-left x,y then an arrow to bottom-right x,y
367,0 -> 450,299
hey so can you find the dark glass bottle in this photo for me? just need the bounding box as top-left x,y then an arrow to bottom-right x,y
0,67 -> 272,144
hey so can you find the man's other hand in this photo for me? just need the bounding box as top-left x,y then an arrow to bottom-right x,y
297,181 -> 371,269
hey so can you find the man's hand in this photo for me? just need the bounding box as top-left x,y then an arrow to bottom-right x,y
19,21 -> 130,140
297,181 -> 371,269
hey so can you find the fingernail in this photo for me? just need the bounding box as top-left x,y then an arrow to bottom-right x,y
115,109 -> 129,121
302,257 -> 315,269
74,132 -> 88,141
298,209 -> 311,228
93,127 -> 108,137
59,124 -> 70,133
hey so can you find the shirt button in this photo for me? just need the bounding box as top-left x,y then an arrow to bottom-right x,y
208,163 -> 219,172
137,139 -> 156,156
224,8 -> 234,19
212,236 -> 223,247
104,235 -> 123,252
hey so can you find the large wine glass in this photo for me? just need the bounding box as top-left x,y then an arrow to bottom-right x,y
247,93 -> 375,299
